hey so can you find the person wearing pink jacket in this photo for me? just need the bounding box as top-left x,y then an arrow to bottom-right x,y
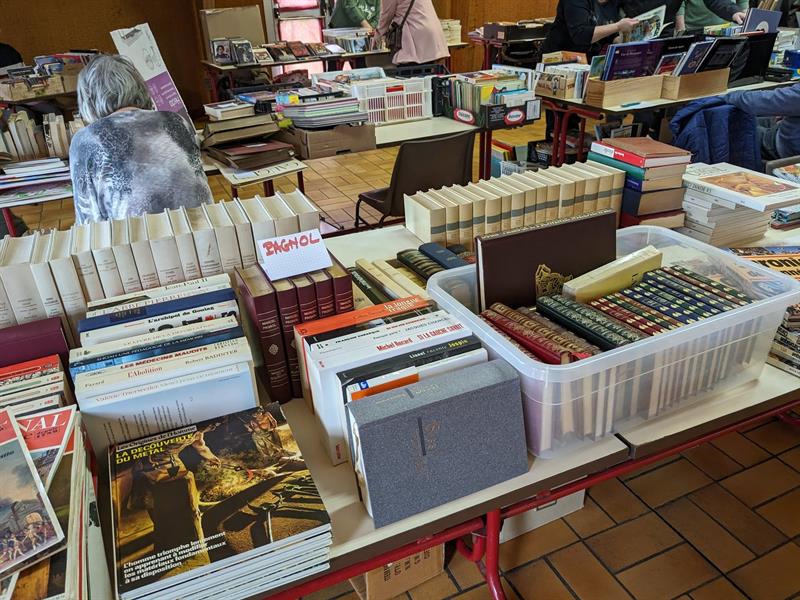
376,0 -> 449,65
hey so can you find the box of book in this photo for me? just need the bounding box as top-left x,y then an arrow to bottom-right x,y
350,544 -> 444,600
427,226 -> 800,456
275,123 -> 376,159
584,75 -> 664,108
0,75 -> 67,102
661,68 -> 729,101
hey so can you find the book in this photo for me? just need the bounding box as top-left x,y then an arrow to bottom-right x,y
602,41 -> 659,80
346,360 -> 526,527
308,270 -> 335,319
404,192 -> 447,244
110,218 -> 144,294
231,38 -> 256,65
325,257 -> 354,314
480,309 -> 579,364
204,99 -> 255,121
272,278 -> 303,399
654,52 -> 684,75
396,249 -> 444,280
16,405 -> 76,489
349,267 -> 391,306
185,206 -> 225,277
563,245 -> 662,302
166,207 -> 203,281
621,210 -> 686,228
622,186 -> 685,215
204,202 -> 243,273
109,405 -> 330,600
586,152 -> 687,180
0,319 -> 69,370
683,162 -> 800,212
536,295 -> 640,350
86,273 -> 230,313
0,235 -> 48,324
625,173 -> 684,192
696,37 -> 746,73
278,189 -> 320,232
260,195 -> 299,237
418,243 -> 470,269
222,200 -> 258,268
144,212 -> 184,286
90,220 -> 125,299
475,210 -> 617,311
591,138 -> 691,168
0,408 -> 64,580
126,216 -> 161,290
673,40 -> 714,75
28,233 -> 73,346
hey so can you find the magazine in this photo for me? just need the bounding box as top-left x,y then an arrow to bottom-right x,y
623,6 -> 669,42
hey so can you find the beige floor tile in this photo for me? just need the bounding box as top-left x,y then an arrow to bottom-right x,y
586,513 -> 681,573
689,484 -> 786,555
588,478 -> 649,523
744,420 -> 800,455
720,459 -> 800,508
617,544 -> 718,600
711,432 -> 771,467
548,542 -> 633,600
729,543 -> 800,600
505,559 -> 573,600
563,497 -> 614,538
407,571 -> 458,599
626,459 -> 712,508
498,519 -> 577,572
689,577 -> 748,600
756,488 -> 800,537
658,497 -> 754,572
682,443 -> 743,480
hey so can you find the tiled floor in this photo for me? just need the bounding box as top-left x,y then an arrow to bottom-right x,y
10,121 -> 547,232
303,414 -> 800,600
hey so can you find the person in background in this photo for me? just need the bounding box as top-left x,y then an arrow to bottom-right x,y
541,0 -> 639,58
329,0 -> 380,29
69,54 -> 213,224
0,41 -> 21,70
619,0 -> 744,35
725,83 -> 800,160
377,0 -> 449,65
675,0 -> 748,33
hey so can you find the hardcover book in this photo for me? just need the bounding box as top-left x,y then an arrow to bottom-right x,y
109,405 -> 331,600
475,210 -> 617,311
621,186 -> 685,215
346,360 -> 527,527
591,138 -> 691,168
683,162 -> 800,211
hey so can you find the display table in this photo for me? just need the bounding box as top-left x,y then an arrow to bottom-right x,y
375,117 -> 478,147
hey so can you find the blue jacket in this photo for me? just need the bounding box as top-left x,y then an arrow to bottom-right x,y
669,96 -> 761,171
726,82 -> 800,159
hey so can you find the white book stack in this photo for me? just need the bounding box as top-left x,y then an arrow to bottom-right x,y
259,194 -> 300,236
70,223 -> 105,302
0,234 -> 48,324
145,212 -> 184,285
126,215 -> 160,290
166,207 -> 203,281
680,190 -> 772,247
91,220 -> 125,298
204,202 -> 243,273
110,218 -> 143,294
29,232 -> 73,346
186,205 -> 225,277
47,228 -> 87,337
222,200 -> 258,267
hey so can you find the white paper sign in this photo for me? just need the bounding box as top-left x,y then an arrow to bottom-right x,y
257,229 -> 332,281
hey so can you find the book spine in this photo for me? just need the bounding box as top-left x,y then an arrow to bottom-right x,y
79,300 -> 239,347
329,265 -> 354,314
72,252 -> 105,302
348,268 -> 390,305
29,262 -> 73,345
129,239 -> 161,290
0,279 -> 17,329
111,244 -> 143,294
536,296 -> 632,350
397,250 -> 443,280
297,284 -> 319,323
248,291 -> 291,404
640,278 -> 725,315
549,295 -> 646,342
86,282 -> 230,317
587,152 -> 645,178
606,293 -> 681,329
92,247 -> 125,298
311,274 -> 336,319
515,306 -> 600,352
215,226 -> 243,274
0,264 -> 48,325
173,233 -> 202,281
619,288 -> 698,325
418,243 -> 470,269
590,142 -> 646,168
78,288 -> 236,333
275,286 -> 302,398
234,222 -> 258,268
480,309 -> 570,364
589,298 -> 663,335
634,282 -> 717,319
664,266 -> 752,305
491,303 -> 596,355
149,237 -> 185,286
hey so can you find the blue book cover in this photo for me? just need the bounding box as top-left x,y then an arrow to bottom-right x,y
418,243 -> 469,269
621,186 -> 644,215
625,177 -> 644,193
68,326 -> 243,377
602,41 -> 650,80
77,288 -> 236,333
675,41 -> 714,75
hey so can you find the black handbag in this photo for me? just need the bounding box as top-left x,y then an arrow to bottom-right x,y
385,0 -> 416,54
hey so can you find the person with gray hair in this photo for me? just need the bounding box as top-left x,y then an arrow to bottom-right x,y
69,54 -> 212,224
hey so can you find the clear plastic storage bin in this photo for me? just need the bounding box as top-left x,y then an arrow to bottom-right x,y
427,226 -> 800,457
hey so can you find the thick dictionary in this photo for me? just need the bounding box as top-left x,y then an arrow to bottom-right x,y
346,359 -> 526,528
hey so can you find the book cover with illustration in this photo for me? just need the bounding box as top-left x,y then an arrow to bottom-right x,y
684,163 -> 800,211
0,409 -> 64,581
16,406 -> 76,490
110,405 -> 330,599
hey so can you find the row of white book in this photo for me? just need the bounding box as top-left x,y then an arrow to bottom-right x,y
0,355 -> 109,600
403,160 -> 626,252
0,190 -> 320,343
0,112 -> 84,163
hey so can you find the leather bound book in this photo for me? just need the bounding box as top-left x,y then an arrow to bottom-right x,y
291,275 -> 319,323
0,317 -> 69,369
480,309 -> 576,364
273,278 -> 303,398
396,249 -> 444,280
490,303 -> 598,356
234,266 -> 291,403
308,270 -> 336,319
605,293 -> 682,329
515,306 -> 601,352
663,266 -> 752,306
588,298 -> 664,336
475,210 -> 617,311
418,243 -> 470,269
536,296 -> 633,350
548,296 -> 647,343
326,256 -> 354,314
643,270 -> 738,312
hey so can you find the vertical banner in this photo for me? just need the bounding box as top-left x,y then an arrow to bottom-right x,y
110,23 -> 190,122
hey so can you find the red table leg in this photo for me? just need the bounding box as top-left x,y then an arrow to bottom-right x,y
780,411 -> 800,427
577,115 -> 587,162
2,208 -> 18,237
296,171 -> 305,193
484,509 -> 506,600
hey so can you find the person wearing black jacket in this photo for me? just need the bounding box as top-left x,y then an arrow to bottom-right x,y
620,0 -> 744,34
542,0 -> 638,57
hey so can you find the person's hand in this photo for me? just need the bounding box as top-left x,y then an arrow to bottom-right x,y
616,18 -> 640,33
732,11 -> 746,24
361,19 -> 374,31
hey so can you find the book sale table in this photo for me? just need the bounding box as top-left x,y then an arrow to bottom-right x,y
257,225 -> 800,600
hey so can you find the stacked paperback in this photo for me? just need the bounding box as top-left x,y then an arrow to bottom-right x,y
280,97 -> 368,129
1,112 -> 84,163
404,161 -> 626,251
680,163 -> 800,245
70,275 -> 259,457
109,405 -> 332,600
0,159 -> 71,193
588,136 -> 690,229
0,192 -> 320,341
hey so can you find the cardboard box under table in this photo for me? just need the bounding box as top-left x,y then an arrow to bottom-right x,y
350,544 -> 444,600
276,123 -> 376,159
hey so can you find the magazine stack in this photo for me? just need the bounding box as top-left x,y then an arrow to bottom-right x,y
109,405 -> 331,600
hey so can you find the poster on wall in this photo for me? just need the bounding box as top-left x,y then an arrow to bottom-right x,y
110,23 -> 190,122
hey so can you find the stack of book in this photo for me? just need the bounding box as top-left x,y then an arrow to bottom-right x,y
680,163 -> 800,245
322,28 -> 383,53
235,256 -> 353,404
0,352 -> 109,600
0,192 -> 320,340
446,68 -> 536,117
727,246 -> 800,376
0,158 -> 71,193
69,276 -> 259,457
1,112 -> 84,163
280,97 -> 369,129
404,162 -> 627,248
772,204 -> 800,229
109,405 -> 332,600
588,137 -> 690,229
440,19 -> 462,44
236,88 -> 345,115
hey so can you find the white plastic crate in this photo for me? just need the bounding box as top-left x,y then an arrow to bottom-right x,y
427,226 -> 800,457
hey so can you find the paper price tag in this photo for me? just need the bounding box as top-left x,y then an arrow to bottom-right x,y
257,228 -> 332,281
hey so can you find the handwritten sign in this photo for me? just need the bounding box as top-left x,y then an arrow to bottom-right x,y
257,228 -> 332,281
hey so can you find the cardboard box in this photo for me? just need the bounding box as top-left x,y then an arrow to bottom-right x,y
584,75 -> 664,109
350,544 -> 444,600
661,68 -> 729,101
200,6 -> 266,60
0,75 -> 66,102
275,123 -> 376,159
500,490 -> 585,543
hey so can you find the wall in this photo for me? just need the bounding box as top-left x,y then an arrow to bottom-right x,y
1,0 -> 209,114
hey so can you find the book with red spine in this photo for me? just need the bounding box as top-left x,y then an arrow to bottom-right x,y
326,257 -> 354,314
291,275 -> 319,323
589,298 -> 664,336
234,266 -> 291,403
480,309 -> 577,364
274,278 -> 303,398
308,270 -> 335,319
0,354 -> 62,386
0,318 -> 70,369
590,138 -> 691,168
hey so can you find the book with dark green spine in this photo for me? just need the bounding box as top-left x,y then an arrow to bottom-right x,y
535,296 -> 632,350
347,267 -> 391,305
